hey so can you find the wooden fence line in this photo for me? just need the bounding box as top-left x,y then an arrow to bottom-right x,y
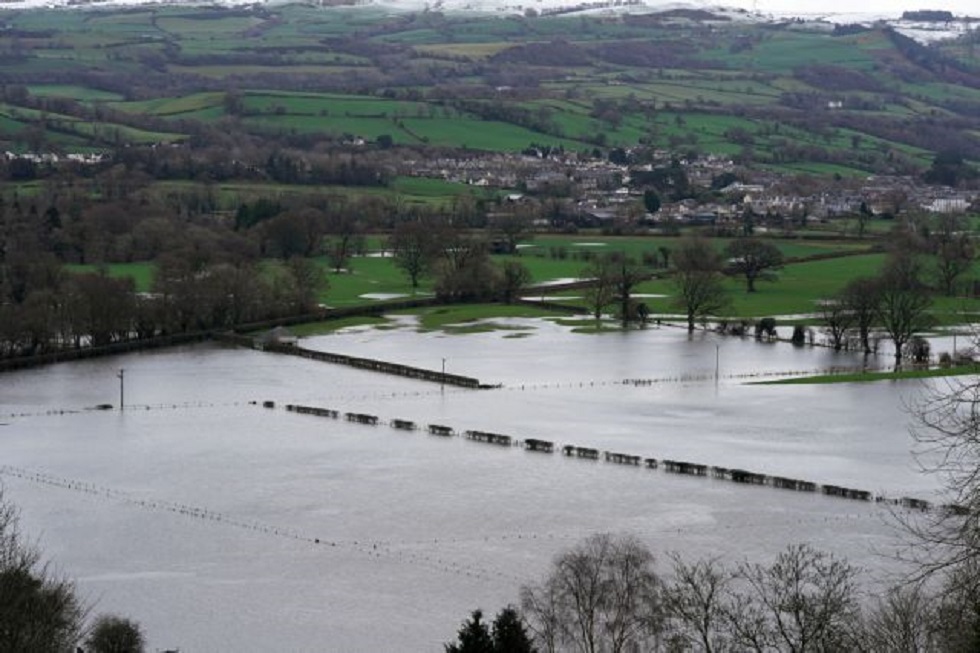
271,400 -> 944,513
261,343 -> 487,389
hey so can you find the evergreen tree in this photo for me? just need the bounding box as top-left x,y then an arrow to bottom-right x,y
492,606 -> 535,653
445,609 -> 494,653
86,615 -> 145,653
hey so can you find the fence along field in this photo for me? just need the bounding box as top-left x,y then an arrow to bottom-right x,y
272,400 -> 945,513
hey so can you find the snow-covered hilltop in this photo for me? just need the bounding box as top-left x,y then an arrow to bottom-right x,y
348,0 -> 976,25
0,0 -> 976,43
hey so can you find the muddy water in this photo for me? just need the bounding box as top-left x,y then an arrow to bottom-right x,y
0,323 -> 943,651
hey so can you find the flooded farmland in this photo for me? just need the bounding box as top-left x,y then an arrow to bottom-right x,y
0,320 -> 948,651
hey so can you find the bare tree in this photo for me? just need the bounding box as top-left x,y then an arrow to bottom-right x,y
876,250 -> 933,366
663,554 -> 732,652
839,277 -> 880,355
726,544 -> 862,652
863,584 -> 937,653
284,256 -> 327,313
498,260 -> 531,304
489,208 -> 534,255
520,573 -> 562,653
434,236 -> 500,302
723,238 -> 783,293
931,561 -> 980,652
609,254 -> 649,326
906,374 -> 980,578
390,212 -> 450,290
520,533 -> 664,653
324,210 -> 364,274
260,208 -> 325,259
580,256 -> 617,321
901,358 -> 980,651
929,214 -> 975,296
819,298 -> 854,351
672,235 -> 730,333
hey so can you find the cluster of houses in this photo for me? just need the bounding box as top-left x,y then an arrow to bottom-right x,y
6,144 -> 976,226
400,150 -> 979,226
3,151 -> 108,165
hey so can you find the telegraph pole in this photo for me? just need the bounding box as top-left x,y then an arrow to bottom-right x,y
715,344 -> 720,383
117,368 -> 125,411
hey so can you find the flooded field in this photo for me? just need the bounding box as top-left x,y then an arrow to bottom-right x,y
0,320 -> 948,651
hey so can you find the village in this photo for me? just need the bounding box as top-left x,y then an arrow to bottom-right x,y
400,147 -> 980,230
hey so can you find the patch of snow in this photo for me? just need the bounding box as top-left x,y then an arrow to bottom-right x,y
520,295 -> 583,301
359,292 -> 411,300
533,277 -> 584,286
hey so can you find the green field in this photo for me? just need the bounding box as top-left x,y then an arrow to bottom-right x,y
67,262 -> 156,292
27,85 -> 125,102
59,226 -> 980,337
0,5 -> 973,168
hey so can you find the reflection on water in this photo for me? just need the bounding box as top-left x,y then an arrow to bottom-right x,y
0,322 -> 946,651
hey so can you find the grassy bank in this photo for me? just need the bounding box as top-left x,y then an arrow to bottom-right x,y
760,365 -> 980,385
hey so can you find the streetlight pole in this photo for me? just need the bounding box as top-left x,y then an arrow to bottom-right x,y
441,357 -> 446,392
117,368 -> 125,411
715,344 -> 720,383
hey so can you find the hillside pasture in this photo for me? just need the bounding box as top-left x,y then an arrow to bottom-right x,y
112,93 -> 225,117
27,85 -> 125,102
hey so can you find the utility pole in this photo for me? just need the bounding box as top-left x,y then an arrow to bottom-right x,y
715,344 -> 720,383
441,358 -> 446,393
117,368 -> 125,411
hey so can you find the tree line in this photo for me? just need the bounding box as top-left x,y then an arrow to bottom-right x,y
446,532 -> 978,653
668,216 -> 975,366
0,187 -> 538,360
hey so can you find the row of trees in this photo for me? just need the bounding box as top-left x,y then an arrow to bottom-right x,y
485,532 -> 975,653
0,253 -> 325,359
666,218 -> 975,366
0,192 -> 540,358
1,489 -> 146,652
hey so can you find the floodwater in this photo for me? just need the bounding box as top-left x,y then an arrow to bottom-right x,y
0,319 -> 953,651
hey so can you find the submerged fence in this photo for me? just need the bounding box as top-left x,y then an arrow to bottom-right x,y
261,343 -> 487,389
272,400 -> 945,513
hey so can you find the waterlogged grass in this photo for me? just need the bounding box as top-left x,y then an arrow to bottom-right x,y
72,250 -> 980,336
288,316 -> 393,336
402,303 -> 564,332
562,318 -> 628,334
443,321 -> 535,335
760,365 -> 980,385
